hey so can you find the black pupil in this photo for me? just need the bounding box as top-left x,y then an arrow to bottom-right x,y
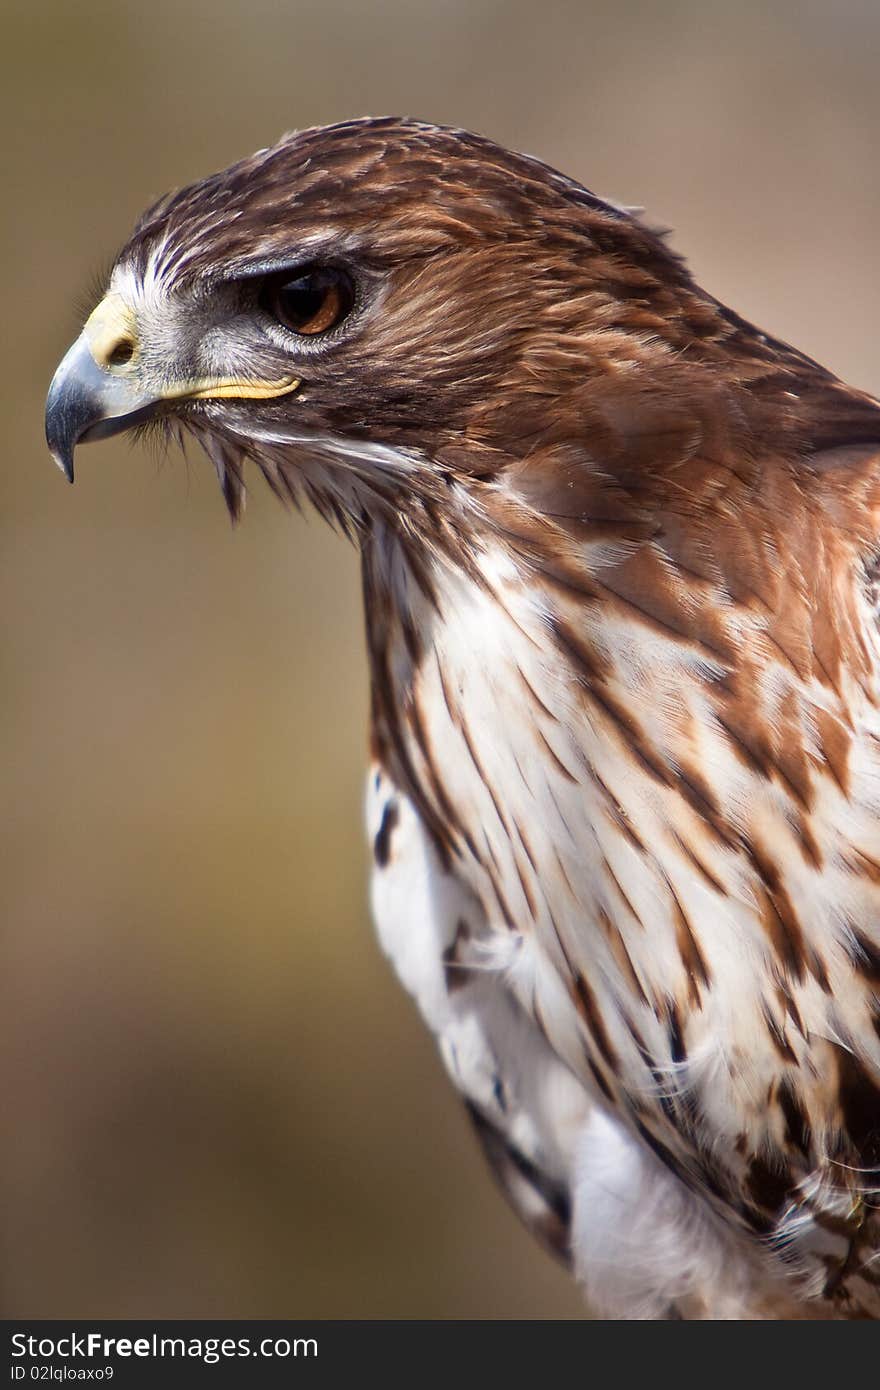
278,274 -> 329,328
266,266 -> 351,334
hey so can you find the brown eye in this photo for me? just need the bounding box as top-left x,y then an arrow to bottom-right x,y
262,265 -> 354,336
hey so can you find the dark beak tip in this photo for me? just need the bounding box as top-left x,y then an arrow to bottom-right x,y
48,444 -> 75,484
45,371 -> 81,485
45,419 -> 76,482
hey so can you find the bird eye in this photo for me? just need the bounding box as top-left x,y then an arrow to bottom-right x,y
261,265 -> 354,337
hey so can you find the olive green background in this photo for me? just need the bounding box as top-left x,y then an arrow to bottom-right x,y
4,0 -> 879,1318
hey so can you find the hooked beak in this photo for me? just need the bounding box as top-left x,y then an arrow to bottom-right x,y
45,292 -> 300,482
46,296 -> 160,483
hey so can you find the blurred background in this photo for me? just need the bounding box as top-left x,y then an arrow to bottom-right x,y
3,0 -> 880,1319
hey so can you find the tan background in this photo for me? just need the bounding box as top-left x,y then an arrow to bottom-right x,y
3,0 -> 880,1318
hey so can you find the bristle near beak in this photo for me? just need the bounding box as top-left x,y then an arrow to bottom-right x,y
199,433 -> 248,522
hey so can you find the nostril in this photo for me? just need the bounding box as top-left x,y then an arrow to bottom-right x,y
107,338 -> 135,368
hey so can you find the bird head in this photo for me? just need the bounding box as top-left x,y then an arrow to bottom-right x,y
47,117 -> 880,533
45,117 -> 716,523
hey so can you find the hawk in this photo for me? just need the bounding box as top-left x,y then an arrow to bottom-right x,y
45,118 -> 880,1318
